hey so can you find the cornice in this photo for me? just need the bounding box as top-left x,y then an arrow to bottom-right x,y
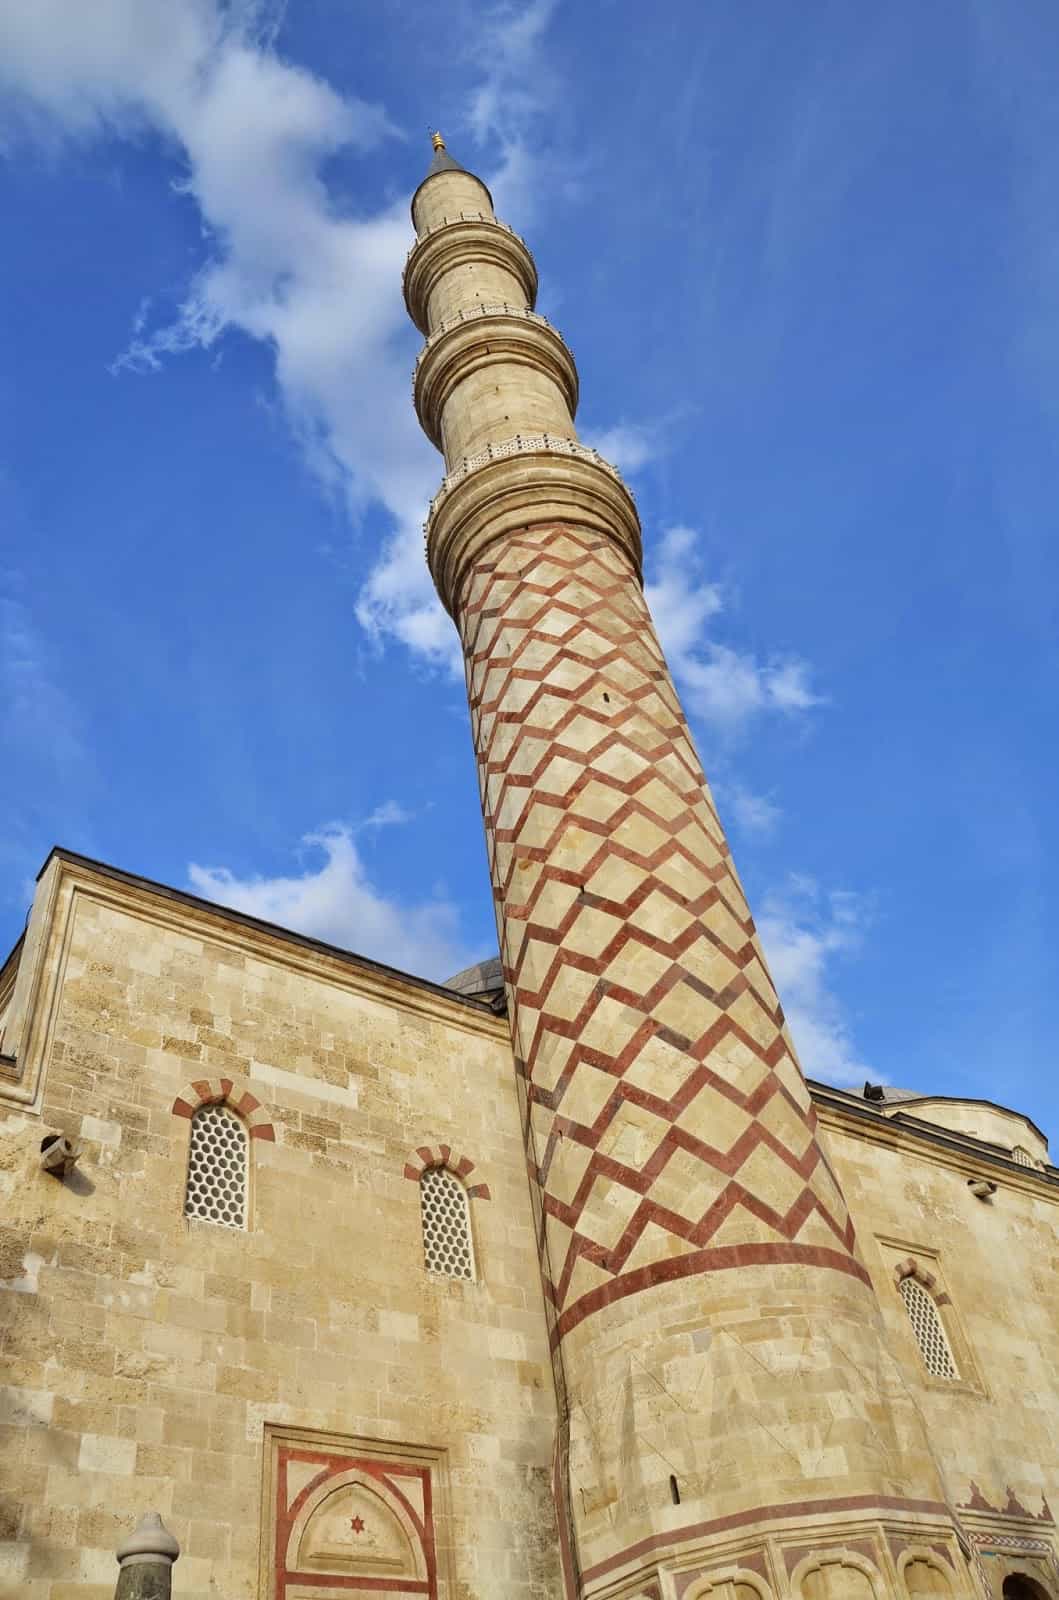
809,1081 -> 1059,1201
413,310 -> 579,449
34,849 -> 510,1044
426,446 -> 643,618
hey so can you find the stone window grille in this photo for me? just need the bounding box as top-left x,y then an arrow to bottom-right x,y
420,1165 -> 475,1280
184,1102 -> 248,1229
899,1274 -> 958,1379
1011,1146 -> 1035,1168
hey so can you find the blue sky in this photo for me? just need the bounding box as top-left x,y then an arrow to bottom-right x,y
1,0 -> 1057,1137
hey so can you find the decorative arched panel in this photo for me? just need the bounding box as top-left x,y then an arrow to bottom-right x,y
899,1549 -> 954,1595
267,1428 -> 444,1599
792,1549 -> 881,1600
290,1474 -> 425,1583
685,1571 -> 772,1600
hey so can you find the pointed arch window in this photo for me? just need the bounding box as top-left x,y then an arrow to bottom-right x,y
899,1273 -> 958,1379
420,1165 -> 475,1280
184,1101 -> 248,1229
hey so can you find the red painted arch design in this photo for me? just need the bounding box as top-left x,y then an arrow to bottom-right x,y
403,1146 -> 491,1201
893,1256 -> 950,1305
894,1256 -> 936,1290
171,1077 -> 276,1142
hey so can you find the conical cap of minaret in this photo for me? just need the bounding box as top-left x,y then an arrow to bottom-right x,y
411,131 -> 494,234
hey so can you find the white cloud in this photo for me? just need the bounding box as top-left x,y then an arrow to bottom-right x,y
0,578 -> 86,782
188,822 -> 479,982
715,781 -> 782,835
463,0 -> 560,224
645,524 -> 822,731
756,876 -> 873,1088
583,420 -> 660,475
354,0 -> 565,665
0,0 -> 526,676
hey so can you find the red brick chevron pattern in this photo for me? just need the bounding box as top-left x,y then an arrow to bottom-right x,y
456,522 -> 865,1342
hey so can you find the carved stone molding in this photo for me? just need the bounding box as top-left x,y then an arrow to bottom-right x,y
413,310 -> 578,448
403,215 -> 538,333
426,447 -> 642,617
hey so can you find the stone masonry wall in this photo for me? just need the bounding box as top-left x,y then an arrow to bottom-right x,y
2,852 -> 1058,1599
822,1112 -> 1059,1541
0,856 -> 561,1600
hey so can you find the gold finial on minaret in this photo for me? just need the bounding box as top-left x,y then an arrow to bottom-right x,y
431,130 -> 446,151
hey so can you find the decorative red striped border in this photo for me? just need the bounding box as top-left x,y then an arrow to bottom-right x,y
171,1077 -> 276,1141
403,1145 -> 490,1200
551,1241 -> 871,1345
275,1445 -> 436,1597
580,1492 -> 951,1584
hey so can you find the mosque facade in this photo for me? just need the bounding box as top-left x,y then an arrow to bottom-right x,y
0,139 -> 1057,1600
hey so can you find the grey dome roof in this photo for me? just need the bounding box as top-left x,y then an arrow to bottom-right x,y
864,1084 -> 926,1105
444,955 -> 505,1000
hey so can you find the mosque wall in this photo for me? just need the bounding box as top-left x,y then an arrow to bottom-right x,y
820,1104 -> 1059,1596
0,852 -> 561,1600
0,851 -> 1057,1599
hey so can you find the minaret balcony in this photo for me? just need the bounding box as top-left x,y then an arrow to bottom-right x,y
402,214 -> 538,334
412,306 -> 579,452
424,434 -> 642,618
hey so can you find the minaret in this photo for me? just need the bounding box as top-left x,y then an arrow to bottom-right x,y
405,137 -> 966,1597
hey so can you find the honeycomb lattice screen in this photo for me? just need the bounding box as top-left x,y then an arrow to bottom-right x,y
420,1165 -> 475,1279
899,1275 -> 958,1379
185,1102 -> 248,1229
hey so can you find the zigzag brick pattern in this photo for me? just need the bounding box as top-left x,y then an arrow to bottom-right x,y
457,521 -> 865,1343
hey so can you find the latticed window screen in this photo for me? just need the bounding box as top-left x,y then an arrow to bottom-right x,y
420,1165 -> 475,1279
1012,1145 -> 1035,1168
899,1275 -> 958,1379
185,1102 -> 248,1229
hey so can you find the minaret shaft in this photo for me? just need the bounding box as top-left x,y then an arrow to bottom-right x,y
405,143 -> 969,1598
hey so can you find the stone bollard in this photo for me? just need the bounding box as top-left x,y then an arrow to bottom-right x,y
114,1512 -> 180,1600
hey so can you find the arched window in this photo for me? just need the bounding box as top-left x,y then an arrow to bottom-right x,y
899,1274 -> 958,1379
185,1101 -> 248,1229
1011,1146 -> 1035,1168
420,1165 -> 475,1280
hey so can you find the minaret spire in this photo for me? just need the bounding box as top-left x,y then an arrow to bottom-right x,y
417,128 -> 471,189
403,143 -> 968,1598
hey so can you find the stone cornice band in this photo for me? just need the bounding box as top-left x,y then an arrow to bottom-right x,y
413,311 -> 579,449
426,445 -> 642,618
403,217 -> 538,334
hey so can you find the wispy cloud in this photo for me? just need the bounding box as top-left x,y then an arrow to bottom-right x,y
354,0 -> 565,665
645,524 -> 822,732
0,563 -> 92,897
757,875 -> 874,1088
583,420 -> 662,475
188,820 -> 479,982
463,0 -> 561,223
0,0 -> 523,678
0,576 -> 86,782
715,780 -> 782,836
